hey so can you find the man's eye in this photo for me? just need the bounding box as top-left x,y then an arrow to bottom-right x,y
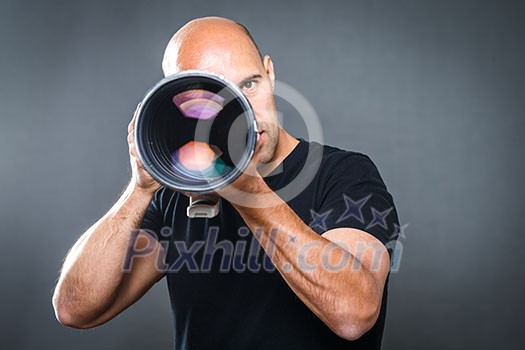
242,81 -> 256,91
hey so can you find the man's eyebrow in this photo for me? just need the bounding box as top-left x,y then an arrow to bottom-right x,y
238,74 -> 262,87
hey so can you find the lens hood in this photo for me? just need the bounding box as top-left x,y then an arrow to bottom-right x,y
134,71 -> 257,194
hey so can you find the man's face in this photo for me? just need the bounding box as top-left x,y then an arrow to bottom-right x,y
163,25 -> 281,165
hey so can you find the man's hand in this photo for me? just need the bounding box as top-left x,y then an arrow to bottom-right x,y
215,161 -> 277,209
127,104 -> 161,193
215,136 -> 285,208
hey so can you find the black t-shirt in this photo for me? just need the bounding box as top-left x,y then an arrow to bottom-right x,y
142,140 -> 399,349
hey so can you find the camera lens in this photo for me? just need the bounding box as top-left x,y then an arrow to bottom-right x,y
135,71 -> 257,193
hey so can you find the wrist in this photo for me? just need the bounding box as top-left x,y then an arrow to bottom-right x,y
128,178 -> 160,196
223,179 -> 284,213
106,181 -> 158,221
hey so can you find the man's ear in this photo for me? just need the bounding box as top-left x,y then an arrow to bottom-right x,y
263,55 -> 275,91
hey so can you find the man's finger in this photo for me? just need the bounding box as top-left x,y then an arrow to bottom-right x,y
128,103 -> 141,132
128,116 -> 135,133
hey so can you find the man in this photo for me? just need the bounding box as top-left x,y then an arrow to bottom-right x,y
53,17 -> 399,349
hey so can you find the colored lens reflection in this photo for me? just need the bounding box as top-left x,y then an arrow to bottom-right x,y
172,90 -> 225,120
172,141 -> 227,179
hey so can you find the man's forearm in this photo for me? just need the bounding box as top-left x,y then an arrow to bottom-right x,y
231,180 -> 385,340
52,182 -> 156,327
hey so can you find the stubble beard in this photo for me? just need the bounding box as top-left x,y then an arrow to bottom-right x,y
257,126 -> 280,165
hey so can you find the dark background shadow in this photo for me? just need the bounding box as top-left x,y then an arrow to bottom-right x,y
1,0 -> 523,349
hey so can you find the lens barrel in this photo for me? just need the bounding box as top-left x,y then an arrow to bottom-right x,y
134,71 -> 257,194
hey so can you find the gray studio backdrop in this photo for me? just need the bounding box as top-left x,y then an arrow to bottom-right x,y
1,0 -> 523,349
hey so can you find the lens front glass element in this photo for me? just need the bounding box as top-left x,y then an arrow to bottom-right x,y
171,90 -> 228,180
136,74 -> 256,193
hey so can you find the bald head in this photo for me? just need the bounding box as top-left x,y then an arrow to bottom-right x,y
162,17 -> 263,77
160,17 -> 293,167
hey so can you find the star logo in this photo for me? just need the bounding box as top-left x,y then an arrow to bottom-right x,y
366,207 -> 393,230
337,194 -> 372,224
309,209 -> 333,232
391,222 -> 409,239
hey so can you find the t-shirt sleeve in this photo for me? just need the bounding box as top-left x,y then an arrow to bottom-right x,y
140,188 -> 165,239
312,153 -> 399,252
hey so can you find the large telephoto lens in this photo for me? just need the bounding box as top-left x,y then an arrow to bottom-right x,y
134,71 -> 257,194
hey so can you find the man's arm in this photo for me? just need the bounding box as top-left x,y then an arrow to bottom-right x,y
224,176 -> 390,341
52,109 -> 164,329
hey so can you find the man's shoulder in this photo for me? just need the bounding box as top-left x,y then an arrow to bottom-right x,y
309,141 -> 380,178
318,142 -> 372,163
